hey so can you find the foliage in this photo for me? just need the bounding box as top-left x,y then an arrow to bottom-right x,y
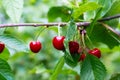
81,54 -> 106,80
0,0 -> 120,80
0,58 -> 14,80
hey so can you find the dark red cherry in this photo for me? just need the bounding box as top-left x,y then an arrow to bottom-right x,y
69,41 -> 79,54
79,53 -> 86,61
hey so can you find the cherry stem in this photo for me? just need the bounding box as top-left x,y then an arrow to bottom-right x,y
58,23 -> 61,37
100,22 -> 120,37
34,27 -> 46,41
81,31 -> 86,49
86,34 -> 94,48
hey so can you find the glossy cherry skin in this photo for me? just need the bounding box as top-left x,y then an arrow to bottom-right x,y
69,41 -> 79,54
88,48 -> 101,58
29,41 -> 42,53
52,36 -> 65,50
79,54 -> 86,61
0,42 -> 5,53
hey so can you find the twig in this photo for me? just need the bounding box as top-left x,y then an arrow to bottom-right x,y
0,14 -> 120,28
98,14 -> 120,22
100,22 -> 120,37
0,22 -> 90,28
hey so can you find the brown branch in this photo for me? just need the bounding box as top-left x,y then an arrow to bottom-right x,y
98,14 -> 120,22
0,22 -> 90,28
100,22 -> 120,37
0,14 -> 120,28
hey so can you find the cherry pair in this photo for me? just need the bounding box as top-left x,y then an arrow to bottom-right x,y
52,36 -> 79,54
79,48 -> 101,61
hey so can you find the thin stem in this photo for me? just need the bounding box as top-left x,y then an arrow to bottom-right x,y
58,23 -> 61,37
109,32 -> 120,43
35,27 -> 46,41
86,34 -> 94,48
98,14 -> 120,22
81,32 -> 86,49
100,22 -> 120,37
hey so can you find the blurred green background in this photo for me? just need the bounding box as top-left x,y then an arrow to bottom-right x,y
0,0 -> 120,80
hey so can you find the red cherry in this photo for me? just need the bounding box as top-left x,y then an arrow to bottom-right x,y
0,42 -> 5,53
79,54 -> 86,61
89,48 -> 101,58
52,36 -> 65,50
69,41 -> 79,54
29,41 -> 42,53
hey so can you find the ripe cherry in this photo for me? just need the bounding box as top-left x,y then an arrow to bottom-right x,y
79,53 -> 86,61
69,41 -> 79,54
88,48 -> 101,58
29,41 -> 42,53
0,42 -> 5,53
52,36 -> 65,50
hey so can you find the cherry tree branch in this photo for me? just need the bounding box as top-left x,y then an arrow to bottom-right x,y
100,22 -> 120,37
0,22 -> 90,28
0,14 -> 120,28
98,14 -> 120,22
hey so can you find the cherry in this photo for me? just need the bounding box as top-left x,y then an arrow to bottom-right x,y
79,53 -> 86,61
69,41 -> 79,54
52,36 -> 65,50
88,48 -> 101,58
0,42 -> 5,53
29,41 -> 42,53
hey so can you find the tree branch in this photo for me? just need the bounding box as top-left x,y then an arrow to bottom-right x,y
98,14 -> 120,22
0,22 -> 90,28
0,14 -> 120,28
100,22 -> 120,37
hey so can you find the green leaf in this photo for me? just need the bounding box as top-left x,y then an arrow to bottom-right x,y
66,20 -> 77,41
110,73 -> 120,80
80,54 -> 106,80
106,19 -> 119,28
87,8 -> 102,36
50,56 -> 64,80
63,20 -> 79,67
47,6 -> 71,22
64,51 -> 78,67
106,0 -> 120,16
84,11 -> 95,21
0,35 -> 28,54
72,2 -> 101,19
0,28 -> 6,35
2,0 -> 23,22
87,24 -> 120,48
0,58 -> 14,80
0,48 -> 10,60
98,0 -> 112,17
84,0 -> 112,20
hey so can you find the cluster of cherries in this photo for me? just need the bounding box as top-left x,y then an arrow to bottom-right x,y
0,36 -> 101,62
29,36 -> 101,61
52,36 -> 101,61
